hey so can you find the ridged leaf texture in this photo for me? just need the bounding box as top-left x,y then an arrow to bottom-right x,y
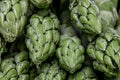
25,9 -> 60,65
30,0 -> 52,9
34,60 -> 66,80
68,67 -> 97,80
0,51 -> 29,80
0,0 -> 29,42
56,11 -> 85,73
87,28 -> 120,77
69,0 -> 101,34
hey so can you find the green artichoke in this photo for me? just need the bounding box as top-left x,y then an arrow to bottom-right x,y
30,0 -> 52,9
94,0 -> 118,28
25,9 -> 60,65
56,11 -> 85,73
69,0 -> 101,34
0,0 -> 29,42
34,60 -> 66,80
0,51 -> 29,80
68,67 -> 97,80
87,28 -> 120,77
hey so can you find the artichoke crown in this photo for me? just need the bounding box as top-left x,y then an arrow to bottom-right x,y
0,0 -> 29,42
26,9 -> 60,65
87,28 -> 120,77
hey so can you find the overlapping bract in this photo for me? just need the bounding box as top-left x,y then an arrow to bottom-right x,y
87,28 -> 120,77
94,0 -> 118,28
69,0 -> 101,34
0,0 -> 29,42
56,11 -> 85,73
34,60 -> 66,80
30,0 -> 52,9
0,51 -> 29,80
68,67 -> 97,80
25,9 -> 60,65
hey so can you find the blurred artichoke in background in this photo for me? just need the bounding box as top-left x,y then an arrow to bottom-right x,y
30,0 -> 52,9
0,0 -> 29,42
110,0 -> 118,8
94,0 -> 118,29
0,51 -> 29,80
34,60 -> 66,80
56,11 -> 85,73
87,28 -> 120,77
68,67 -> 97,80
69,0 -> 101,34
25,9 -> 60,65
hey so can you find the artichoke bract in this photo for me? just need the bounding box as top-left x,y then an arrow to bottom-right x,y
0,0 -> 29,42
87,28 -> 120,77
94,0 -> 118,28
68,67 -> 97,80
56,11 -> 85,73
0,51 -> 29,80
25,9 -> 60,65
34,60 -> 66,80
30,0 -> 52,9
69,0 -> 101,34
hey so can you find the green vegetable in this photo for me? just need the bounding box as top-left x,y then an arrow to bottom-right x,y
30,0 -> 52,9
69,0 -> 101,34
68,67 -> 97,80
0,51 -> 29,80
87,28 -> 120,77
94,0 -> 118,28
110,0 -> 118,7
34,60 -> 66,80
25,9 -> 60,65
56,11 -> 85,73
0,0 -> 29,42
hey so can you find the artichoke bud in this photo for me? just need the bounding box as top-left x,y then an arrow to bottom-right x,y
25,9 -> 60,65
34,60 -> 66,80
68,67 -> 98,80
87,28 -> 120,77
56,10 -> 85,73
69,0 -> 102,34
0,0 -> 29,42
94,0 -> 118,28
0,51 -> 30,80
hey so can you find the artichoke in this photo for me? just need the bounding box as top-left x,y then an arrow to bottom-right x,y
56,11 -> 85,73
0,51 -> 29,80
69,0 -> 101,34
30,0 -> 52,9
34,60 -> 66,80
25,9 -> 60,65
87,28 -> 120,77
68,67 -> 97,80
94,0 -> 118,28
0,0 -> 29,42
